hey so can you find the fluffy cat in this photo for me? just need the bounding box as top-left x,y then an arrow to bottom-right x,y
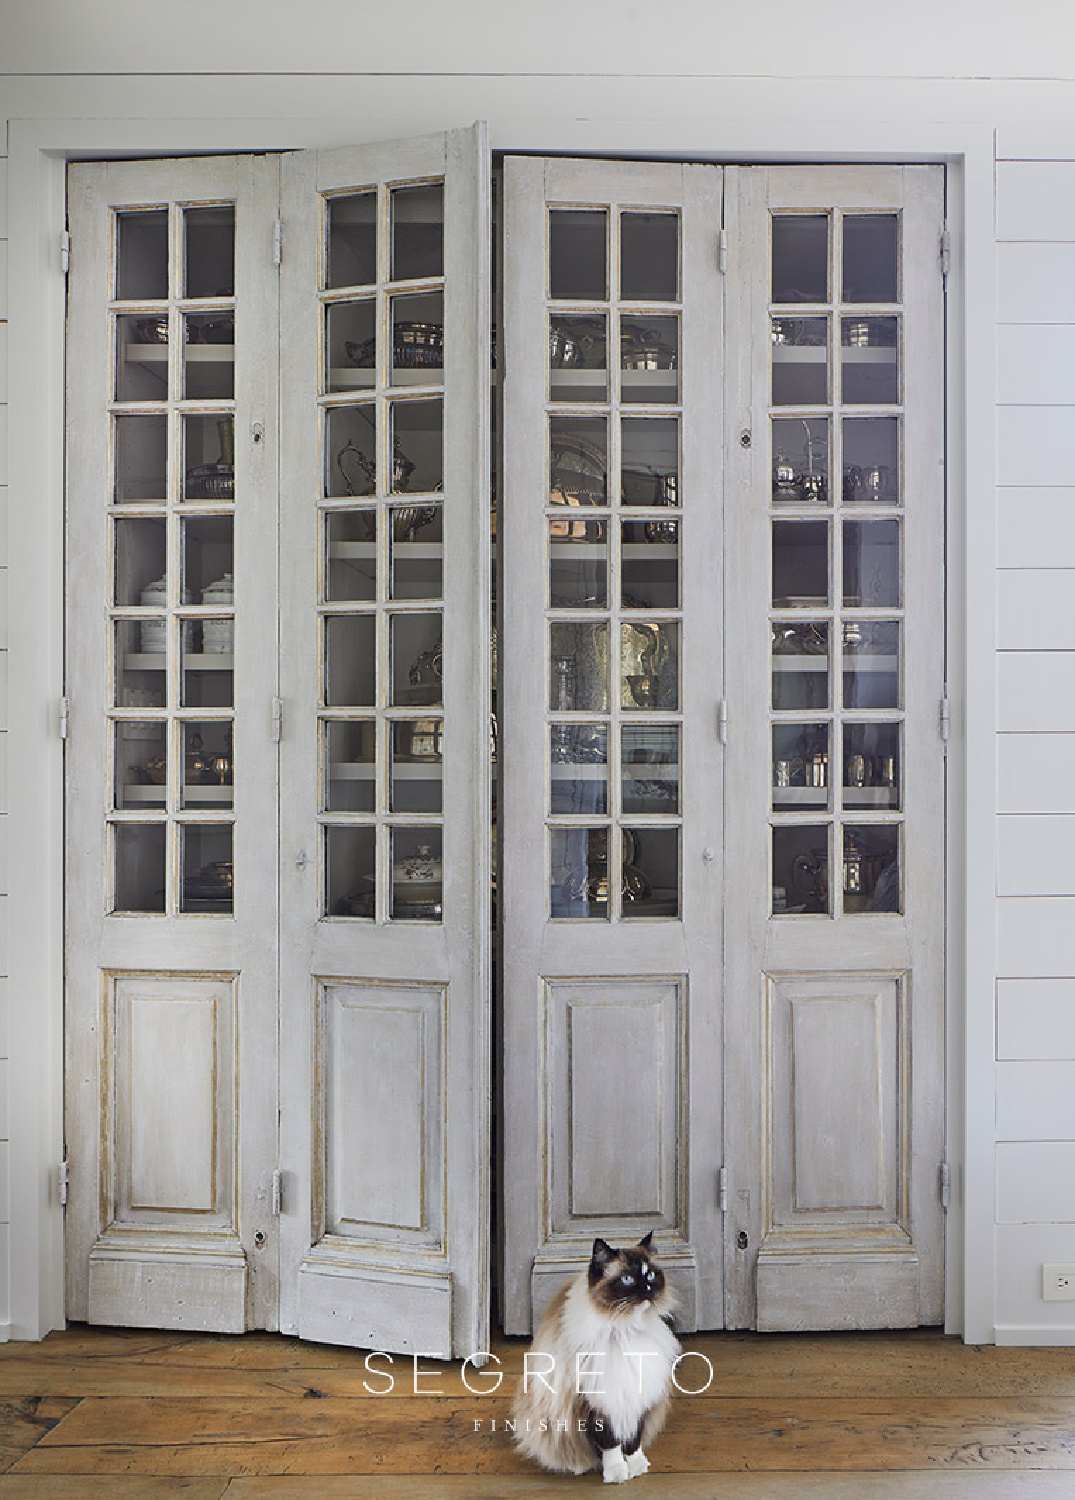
511,1233 -> 679,1484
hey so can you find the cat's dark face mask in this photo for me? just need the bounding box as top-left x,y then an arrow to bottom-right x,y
587,1234 -> 666,1313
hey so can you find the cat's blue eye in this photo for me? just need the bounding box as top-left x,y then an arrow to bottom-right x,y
621,1274 -> 635,1287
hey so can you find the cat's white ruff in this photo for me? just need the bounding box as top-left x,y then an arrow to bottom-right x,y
558,1273 -> 678,1441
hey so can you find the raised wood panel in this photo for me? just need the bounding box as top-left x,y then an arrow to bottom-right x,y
996,1142 -> 1075,1223
790,996 -> 883,1212
546,978 -> 683,1236
998,896 -> 1075,976
128,997 -> 216,1213
998,242 -> 1075,323
996,326 -> 1075,406
997,1061 -> 1075,1140
997,407 -> 1073,487
997,978 -> 1075,1059
318,981 -> 444,1247
998,734 -> 1075,813
997,491 -> 1075,571
998,652 -> 1075,732
996,162 -> 1075,242
997,815 -> 1075,896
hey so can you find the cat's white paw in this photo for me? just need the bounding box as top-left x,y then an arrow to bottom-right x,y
602,1447 -> 630,1484
626,1449 -> 650,1478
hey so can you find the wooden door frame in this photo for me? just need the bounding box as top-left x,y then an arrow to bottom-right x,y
4,110 -> 992,1344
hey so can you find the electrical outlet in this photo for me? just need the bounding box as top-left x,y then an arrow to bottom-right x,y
1042,1264 -> 1075,1301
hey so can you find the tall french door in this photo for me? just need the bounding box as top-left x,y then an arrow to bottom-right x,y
64,128 -> 492,1358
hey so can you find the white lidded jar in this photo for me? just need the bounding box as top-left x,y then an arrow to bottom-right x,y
139,576 -> 193,652
200,572 -> 235,654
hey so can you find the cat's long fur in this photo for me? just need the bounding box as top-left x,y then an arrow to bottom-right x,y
511,1235 -> 679,1481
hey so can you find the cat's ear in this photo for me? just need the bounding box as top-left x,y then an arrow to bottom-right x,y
637,1231 -> 654,1251
590,1238 -> 615,1268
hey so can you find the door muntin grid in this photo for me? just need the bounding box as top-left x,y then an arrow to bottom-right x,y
546,204 -> 683,921
767,209 -> 904,918
319,179 -> 446,922
108,202 -> 237,916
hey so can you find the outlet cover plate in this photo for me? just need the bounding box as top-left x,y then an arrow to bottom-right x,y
1042,1264 -> 1075,1301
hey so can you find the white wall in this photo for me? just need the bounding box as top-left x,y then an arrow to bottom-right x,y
0,147 -> 9,1334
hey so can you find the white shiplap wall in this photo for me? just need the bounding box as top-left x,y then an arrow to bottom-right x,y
995,156 -> 1075,1336
0,149 -> 9,1328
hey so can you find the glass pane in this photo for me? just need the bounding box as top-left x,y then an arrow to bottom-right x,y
182,313 -> 234,400
772,417 -> 830,504
843,518 -> 900,608
115,618 -> 166,710
181,620 -> 233,708
773,824 -> 829,916
323,719 -> 376,813
391,827 -> 442,920
549,314 -> 607,403
621,417 -> 679,507
391,611 -> 442,707
327,405 -> 377,498
183,414 -> 234,502
114,822 -> 166,913
116,313 -> 169,403
114,414 -> 168,504
841,317 -> 899,404
620,211 -> 678,302
621,520 -> 679,608
184,205 -> 235,299
772,621 -> 830,711
324,614 -> 376,708
391,399 -> 442,493
772,519 -> 829,607
181,823 -> 233,913
550,825 -> 607,920
842,215 -> 899,304
621,725 -> 679,814
391,721 -> 443,813
623,827 -> 679,918
116,210 -> 168,301
325,509 -> 376,602
390,504 -> 442,600
772,215 -> 829,304
114,516 -> 167,607
549,622 -> 608,713
326,299 -> 376,393
843,824 -> 900,912
327,192 -> 377,290
843,722 -> 901,811
843,620 -> 900,709
771,723 -> 830,811
182,513 -> 234,602
621,621 -> 678,711
550,723 -> 608,815
114,720 -> 167,810
549,519 -> 607,608
772,317 -> 828,406
326,824 -> 376,917
181,721 -> 234,810
842,417 -> 900,504
621,315 -> 678,404
550,416 -> 607,511
391,291 -> 444,385
550,209 -> 607,300
391,183 -> 443,281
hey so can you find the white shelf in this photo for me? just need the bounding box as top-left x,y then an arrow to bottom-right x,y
772,654 -> 898,673
127,343 -> 235,362
330,761 -> 441,780
772,787 -> 829,805
843,788 -> 900,807
330,542 -> 442,560
122,783 -> 234,804
329,368 -> 442,389
124,653 -> 234,671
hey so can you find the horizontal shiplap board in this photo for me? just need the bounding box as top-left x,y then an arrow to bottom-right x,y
0,325 -> 6,404
0,1141 -> 8,1224
0,979 -> 7,1059
997,815 -> 1075,896
0,488 -> 6,567
0,162 -> 7,238
997,1141 -> 1075,1223
997,162 -> 1075,242
998,243 -> 1075,324
997,1061 -> 1075,1139
997,326 -> 1075,406
998,734 -> 1075,813
0,652 -> 6,727
997,489 -> 1075,569
998,895 -> 1075,976
0,1059 -> 7,1136
998,651 -> 1075,731
997,407 -> 1074,486
998,978 -> 1075,1059
997,569 -> 1075,649
0,244 -> 6,320
0,408 -> 6,488
997,1222 -> 1075,1331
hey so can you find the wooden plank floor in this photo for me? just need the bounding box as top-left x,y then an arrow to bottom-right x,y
0,1325 -> 1074,1496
